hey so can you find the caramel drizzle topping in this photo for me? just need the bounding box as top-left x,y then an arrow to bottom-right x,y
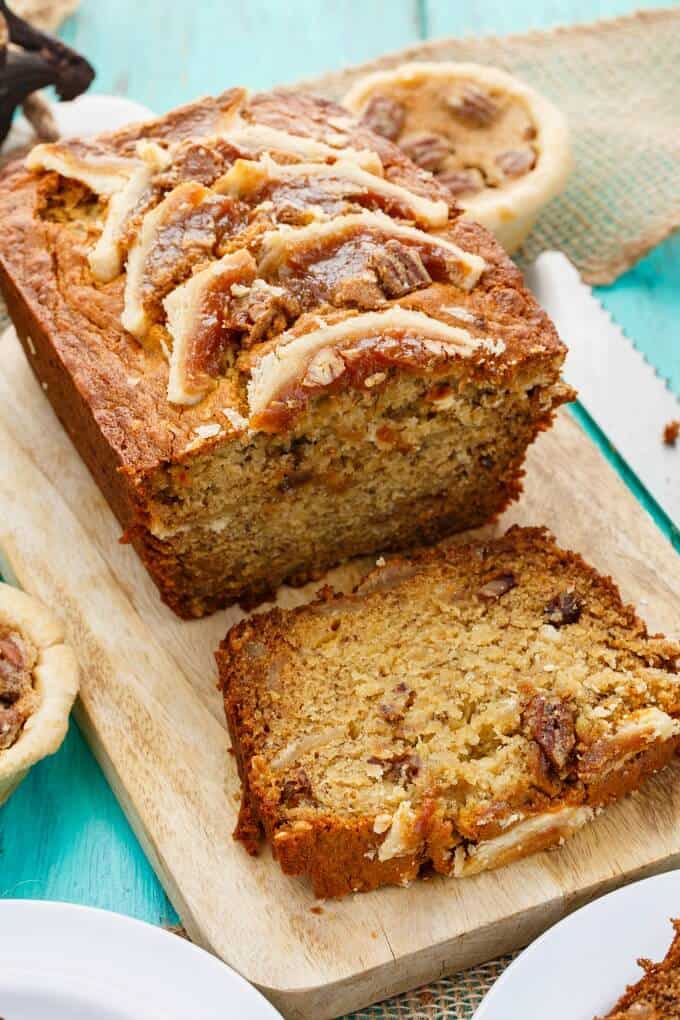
216,154 -> 448,228
257,210 -> 486,289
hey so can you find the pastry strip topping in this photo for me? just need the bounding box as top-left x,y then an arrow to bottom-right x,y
27,140 -> 140,195
165,249 -> 261,405
217,155 -> 449,228
122,181 -> 245,340
88,140 -> 172,282
223,122 -> 383,174
247,306 -> 504,425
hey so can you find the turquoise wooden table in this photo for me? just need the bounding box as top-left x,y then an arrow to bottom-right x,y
1,0 -> 678,1007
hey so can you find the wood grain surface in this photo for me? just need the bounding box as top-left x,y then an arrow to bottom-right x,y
1,321 -> 678,1019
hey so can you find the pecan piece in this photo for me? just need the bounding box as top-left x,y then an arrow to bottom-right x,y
369,239 -> 432,298
663,420 -> 680,447
379,702 -> 403,724
303,347 -> 346,388
368,752 -> 421,784
231,284 -> 299,348
544,591 -> 584,628
437,167 -> 485,198
360,94 -> 406,141
330,274 -> 386,310
496,149 -> 536,178
280,768 -> 314,807
523,695 -> 576,772
0,704 -> 24,750
400,133 -> 451,171
526,741 -> 562,796
447,86 -> 500,128
379,684 -> 415,723
478,572 -> 517,599
0,634 -> 23,669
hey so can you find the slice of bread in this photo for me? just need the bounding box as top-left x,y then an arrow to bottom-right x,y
218,526 -> 679,898
599,919 -> 680,1019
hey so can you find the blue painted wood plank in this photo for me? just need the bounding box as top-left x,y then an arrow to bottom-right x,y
595,235 -> 680,394
61,0 -> 421,112
0,723 -> 176,923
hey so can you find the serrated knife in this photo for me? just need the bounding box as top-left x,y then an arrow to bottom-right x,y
524,251 -> 679,527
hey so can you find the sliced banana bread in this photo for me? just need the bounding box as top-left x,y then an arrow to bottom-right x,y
219,526 -> 680,898
599,919 -> 680,1019
0,87 -> 570,617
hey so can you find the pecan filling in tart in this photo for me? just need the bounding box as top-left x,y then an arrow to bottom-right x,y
0,627 -> 38,751
343,62 -> 571,254
0,582 -> 79,803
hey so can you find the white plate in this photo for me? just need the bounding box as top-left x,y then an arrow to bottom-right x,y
2,93 -> 154,152
474,869 -> 680,1019
0,900 -> 281,1019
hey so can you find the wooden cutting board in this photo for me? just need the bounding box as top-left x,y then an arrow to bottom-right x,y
1,312 -> 680,1020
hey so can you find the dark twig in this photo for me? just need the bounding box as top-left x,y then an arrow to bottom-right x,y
0,0 -> 94,146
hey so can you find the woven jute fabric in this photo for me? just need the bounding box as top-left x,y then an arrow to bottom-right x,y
10,0 -> 80,33
344,955 -> 517,1020
302,7 -> 680,284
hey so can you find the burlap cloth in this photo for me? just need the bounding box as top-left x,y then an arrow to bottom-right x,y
304,6 -> 680,284
0,6 -> 677,1017
9,0 -> 79,32
345,958 -> 518,1020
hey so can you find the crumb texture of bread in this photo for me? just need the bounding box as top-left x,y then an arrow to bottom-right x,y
599,919 -> 680,1019
0,86 -> 570,616
218,527 -> 680,898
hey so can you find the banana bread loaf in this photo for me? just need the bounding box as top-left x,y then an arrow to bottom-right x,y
219,527 -> 680,898
0,87 -> 571,617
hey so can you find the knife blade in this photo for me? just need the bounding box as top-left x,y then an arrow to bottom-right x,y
524,251 -> 679,527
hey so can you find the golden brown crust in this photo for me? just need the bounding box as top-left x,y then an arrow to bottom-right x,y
219,526 -> 679,898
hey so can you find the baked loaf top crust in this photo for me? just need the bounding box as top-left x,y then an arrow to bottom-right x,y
0,582 -> 79,804
0,87 -> 564,476
220,527 -> 680,898
599,919 -> 680,1019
